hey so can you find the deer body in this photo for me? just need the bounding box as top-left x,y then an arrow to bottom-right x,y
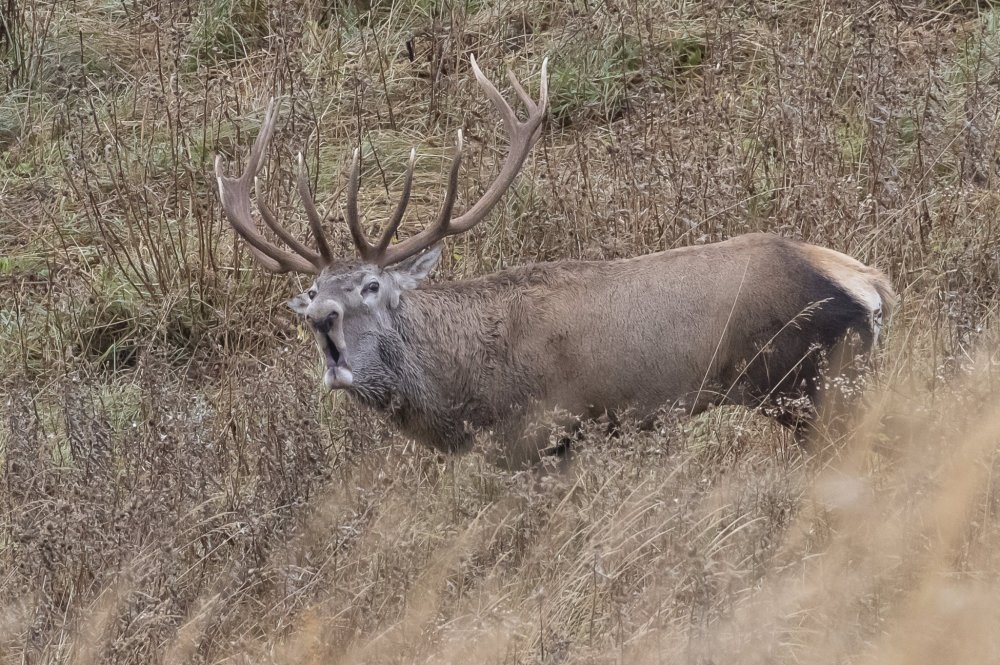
215,58 -> 894,467
333,234 -> 891,466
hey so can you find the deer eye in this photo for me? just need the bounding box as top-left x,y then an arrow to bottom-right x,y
363,281 -> 380,295
307,288 -> 317,300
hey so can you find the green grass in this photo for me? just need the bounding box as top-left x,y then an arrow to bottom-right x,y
188,0 -> 273,65
547,30 -> 642,126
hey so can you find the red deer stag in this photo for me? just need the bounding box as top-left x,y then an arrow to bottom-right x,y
215,57 -> 894,467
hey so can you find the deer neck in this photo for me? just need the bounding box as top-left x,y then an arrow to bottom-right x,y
347,287 -> 505,451
392,289 -> 493,393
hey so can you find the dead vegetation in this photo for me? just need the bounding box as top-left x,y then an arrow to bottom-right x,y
2,0 -> 1000,663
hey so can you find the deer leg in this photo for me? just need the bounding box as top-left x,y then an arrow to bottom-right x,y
767,404 -> 817,444
540,419 -> 584,458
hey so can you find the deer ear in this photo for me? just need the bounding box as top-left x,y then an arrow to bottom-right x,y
391,245 -> 442,290
287,293 -> 311,315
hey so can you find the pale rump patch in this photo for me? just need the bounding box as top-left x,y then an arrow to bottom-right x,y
801,244 -> 894,340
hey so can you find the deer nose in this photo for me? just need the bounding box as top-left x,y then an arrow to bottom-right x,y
309,311 -> 338,334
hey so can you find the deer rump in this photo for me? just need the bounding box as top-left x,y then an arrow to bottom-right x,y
375,233 -> 892,467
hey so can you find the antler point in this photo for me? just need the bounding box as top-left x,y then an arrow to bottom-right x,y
469,54 -> 486,82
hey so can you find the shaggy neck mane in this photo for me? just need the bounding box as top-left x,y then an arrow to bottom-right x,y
359,261 -> 590,448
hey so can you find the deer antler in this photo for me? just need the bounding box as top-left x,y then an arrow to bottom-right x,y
348,56 -> 549,267
215,100 -> 330,274
215,56 -> 547,273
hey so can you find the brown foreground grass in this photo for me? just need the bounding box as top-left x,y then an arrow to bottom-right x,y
2,0 -> 1000,662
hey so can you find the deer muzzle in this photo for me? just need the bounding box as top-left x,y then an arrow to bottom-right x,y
319,331 -> 353,389
308,311 -> 353,390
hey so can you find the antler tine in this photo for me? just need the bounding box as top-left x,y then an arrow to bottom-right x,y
506,71 -> 536,113
215,98 -> 322,274
374,57 -> 548,267
430,130 -> 464,234
296,153 -> 335,265
468,54 -> 519,132
256,191 -> 322,264
373,148 -> 416,256
345,148 -> 376,262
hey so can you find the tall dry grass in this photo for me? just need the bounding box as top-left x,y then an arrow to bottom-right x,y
2,0 -> 1000,662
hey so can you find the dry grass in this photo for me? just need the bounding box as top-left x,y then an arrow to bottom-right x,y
3,0 -> 1000,662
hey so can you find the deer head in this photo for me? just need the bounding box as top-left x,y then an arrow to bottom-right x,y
215,57 -> 548,390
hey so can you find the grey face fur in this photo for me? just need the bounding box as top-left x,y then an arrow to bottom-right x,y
287,246 -> 442,392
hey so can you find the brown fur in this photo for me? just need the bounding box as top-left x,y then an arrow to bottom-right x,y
366,233 -> 893,467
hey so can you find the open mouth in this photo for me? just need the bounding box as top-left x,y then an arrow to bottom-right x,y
318,333 -> 353,388
320,332 -> 341,366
